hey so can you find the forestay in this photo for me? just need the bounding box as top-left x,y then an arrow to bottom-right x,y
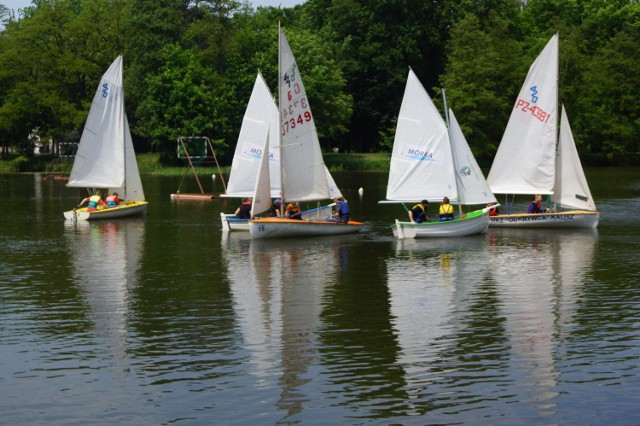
555,105 -> 596,211
448,109 -> 497,206
251,124 -> 273,217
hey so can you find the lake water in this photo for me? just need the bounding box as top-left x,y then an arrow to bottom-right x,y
1,168 -> 639,425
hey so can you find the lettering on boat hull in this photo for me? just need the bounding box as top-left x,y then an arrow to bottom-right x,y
489,212 -> 599,229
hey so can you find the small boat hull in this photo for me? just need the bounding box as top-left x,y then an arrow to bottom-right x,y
64,201 -> 148,221
220,213 -> 249,232
249,217 -> 364,239
489,210 -> 599,229
392,208 -> 490,239
221,204 -> 336,232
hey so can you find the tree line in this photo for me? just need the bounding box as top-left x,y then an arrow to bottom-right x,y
1,0 -> 638,166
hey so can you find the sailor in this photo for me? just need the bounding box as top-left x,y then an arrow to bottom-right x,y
528,194 -> 544,214
77,190 -> 105,212
438,196 -> 455,221
408,200 -> 429,223
330,197 -> 350,223
285,202 -> 302,220
105,192 -> 120,208
235,198 -> 252,219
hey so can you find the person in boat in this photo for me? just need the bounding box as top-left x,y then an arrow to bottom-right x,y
77,190 -> 106,212
235,198 -> 252,219
105,192 -> 120,208
329,197 -> 350,223
438,197 -> 455,221
268,199 -> 282,217
528,194 -> 545,214
408,200 -> 429,223
285,202 -> 302,220
487,202 -> 499,216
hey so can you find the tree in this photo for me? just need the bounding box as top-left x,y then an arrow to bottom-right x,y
136,44 -> 231,163
578,30 -> 640,155
439,13 -> 523,165
0,0 -> 120,146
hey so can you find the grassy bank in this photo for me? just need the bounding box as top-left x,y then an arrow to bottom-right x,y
2,151 -> 637,175
0,152 -> 393,175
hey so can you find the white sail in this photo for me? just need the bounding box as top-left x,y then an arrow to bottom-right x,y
555,105 -> 596,211
386,69 -> 456,202
68,56 -> 127,191
448,109 -> 496,205
325,169 -> 343,199
225,72 -> 281,198
251,124 -> 273,217
278,26 -> 330,202
109,115 -> 144,201
487,34 -> 559,195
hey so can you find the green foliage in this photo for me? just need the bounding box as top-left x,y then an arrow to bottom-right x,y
0,0 -> 638,161
136,43 -> 230,164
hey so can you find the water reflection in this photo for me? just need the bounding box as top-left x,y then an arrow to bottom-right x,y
384,230 -> 597,419
489,229 -> 597,416
221,233 -> 346,420
386,235 -> 492,414
64,219 -> 145,351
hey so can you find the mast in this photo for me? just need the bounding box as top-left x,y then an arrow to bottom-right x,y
121,56 -> 127,200
552,33 -> 560,212
441,88 -> 463,217
278,23 -> 284,216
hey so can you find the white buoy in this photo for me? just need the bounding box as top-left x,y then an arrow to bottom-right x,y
358,187 -> 364,197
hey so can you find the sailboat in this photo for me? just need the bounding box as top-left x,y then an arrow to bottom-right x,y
486,34 -> 599,228
248,26 -> 364,239
63,56 -> 148,220
380,69 -> 497,239
220,73 -> 345,232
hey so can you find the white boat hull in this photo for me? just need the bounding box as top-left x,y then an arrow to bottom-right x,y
249,218 -> 364,239
489,210 -> 599,229
392,209 -> 490,239
220,204 -> 336,232
220,213 -> 249,232
64,201 -> 148,221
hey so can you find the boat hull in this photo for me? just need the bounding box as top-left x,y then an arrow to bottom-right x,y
220,213 -> 249,232
64,201 -> 148,221
170,193 -> 214,200
249,217 -> 364,239
489,210 -> 599,229
392,209 -> 490,239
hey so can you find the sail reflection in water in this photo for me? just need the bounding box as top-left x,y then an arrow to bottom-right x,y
384,230 -> 596,419
489,229 -> 597,413
386,236 -> 491,411
221,233 -> 343,415
65,220 -> 145,347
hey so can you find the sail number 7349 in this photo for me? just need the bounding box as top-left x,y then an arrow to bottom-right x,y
281,96 -> 312,135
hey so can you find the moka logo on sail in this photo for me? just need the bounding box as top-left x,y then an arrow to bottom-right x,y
244,145 -> 275,160
404,148 -> 433,161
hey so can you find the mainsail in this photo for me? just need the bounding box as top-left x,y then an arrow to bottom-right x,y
225,73 -> 281,198
278,26 -> 331,202
487,34 -> 559,195
386,69 -> 456,202
67,56 -> 144,201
